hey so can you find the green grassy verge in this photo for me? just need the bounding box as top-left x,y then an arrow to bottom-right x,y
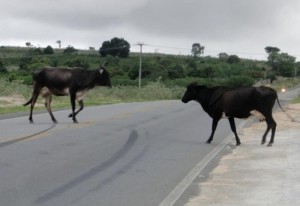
0,80 -> 184,115
1,77 -> 299,116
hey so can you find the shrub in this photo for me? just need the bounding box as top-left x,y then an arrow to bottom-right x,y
222,76 -> 255,87
63,58 -> 90,69
0,60 -> 7,73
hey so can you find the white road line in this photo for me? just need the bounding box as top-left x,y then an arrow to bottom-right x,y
159,120 -> 248,206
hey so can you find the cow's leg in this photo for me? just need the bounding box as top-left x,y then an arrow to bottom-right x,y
28,88 -> 41,123
261,124 -> 271,145
266,116 -> 277,147
68,100 -> 84,118
45,95 -> 57,123
206,118 -> 219,144
70,93 -> 78,123
228,117 -> 241,146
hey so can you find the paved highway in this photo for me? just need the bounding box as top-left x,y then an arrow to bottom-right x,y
0,100 -> 238,206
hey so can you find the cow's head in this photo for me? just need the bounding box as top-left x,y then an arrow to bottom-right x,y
182,83 -> 206,103
98,66 -> 112,88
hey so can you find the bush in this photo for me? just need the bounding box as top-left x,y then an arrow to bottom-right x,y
27,57 -> 51,71
222,76 -> 255,87
19,57 -> 32,71
0,60 -> 7,73
63,58 -> 90,69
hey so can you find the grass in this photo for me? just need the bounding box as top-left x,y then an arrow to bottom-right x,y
0,79 -> 185,115
1,76 -> 300,115
291,96 -> 300,104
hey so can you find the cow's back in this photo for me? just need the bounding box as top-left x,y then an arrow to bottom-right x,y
220,86 -> 277,118
220,87 -> 258,118
35,68 -> 73,88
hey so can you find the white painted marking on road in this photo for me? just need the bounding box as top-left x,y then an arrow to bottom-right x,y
158,120 -> 249,206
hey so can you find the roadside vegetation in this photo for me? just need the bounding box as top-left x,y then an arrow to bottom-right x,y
0,40 -> 299,114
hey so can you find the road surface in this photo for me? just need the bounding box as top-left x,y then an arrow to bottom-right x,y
0,100 -> 238,206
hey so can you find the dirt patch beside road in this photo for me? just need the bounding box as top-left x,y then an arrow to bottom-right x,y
0,94 -> 25,107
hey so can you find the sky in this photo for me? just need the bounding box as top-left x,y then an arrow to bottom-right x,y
1,0 -> 300,60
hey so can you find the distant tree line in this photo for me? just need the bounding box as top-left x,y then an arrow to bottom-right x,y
1,38 -> 299,87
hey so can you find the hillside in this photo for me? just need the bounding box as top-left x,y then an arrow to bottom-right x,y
0,45 -> 268,88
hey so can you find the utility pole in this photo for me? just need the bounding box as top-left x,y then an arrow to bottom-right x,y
137,42 -> 145,88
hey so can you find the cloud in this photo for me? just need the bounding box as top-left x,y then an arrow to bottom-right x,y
1,0 -> 300,59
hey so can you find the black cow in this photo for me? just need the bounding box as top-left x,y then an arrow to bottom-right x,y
181,83 -> 284,146
24,66 -> 111,123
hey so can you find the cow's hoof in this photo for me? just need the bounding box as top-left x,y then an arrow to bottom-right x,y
267,143 -> 273,147
68,113 -> 73,118
206,140 -> 212,144
261,140 -> 266,145
236,142 -> 241,146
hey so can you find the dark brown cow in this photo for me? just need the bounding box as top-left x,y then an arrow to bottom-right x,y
24,66 -> 111,123
181,83 -> 284,146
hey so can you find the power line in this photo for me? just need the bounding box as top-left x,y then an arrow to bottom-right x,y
130,43 -> 283,59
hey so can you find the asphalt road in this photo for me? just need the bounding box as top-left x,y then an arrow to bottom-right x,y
0,100 -> 237,206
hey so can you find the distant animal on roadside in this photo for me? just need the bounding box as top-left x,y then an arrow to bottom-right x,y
24,65 -> 111,123
181,83 -> 284,146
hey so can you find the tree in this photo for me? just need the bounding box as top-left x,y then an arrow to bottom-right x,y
191,43 -> 204,58
43,45 -> 54,54
218,52 -> 229,61
63,46 -> 77,54
99,41 -> 112,57
268,52 -> 296,77
99,37 -> 130,58
265,46 -> 280,54
25,42 -> 32,47
56,40 -> 61,48
266,47 -> 296,77
227,55 -> 240,64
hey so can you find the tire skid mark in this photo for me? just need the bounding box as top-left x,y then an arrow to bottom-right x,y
0,124 -> 56,149
35,129 -> 139,204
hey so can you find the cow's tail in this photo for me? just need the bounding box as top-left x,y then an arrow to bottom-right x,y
23,74 -> 37,107
276,94 -> 296,122
23,98 -> 32,106
276,94 -> 285,112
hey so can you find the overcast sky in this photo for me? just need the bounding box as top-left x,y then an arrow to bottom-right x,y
1,0 -> 300,60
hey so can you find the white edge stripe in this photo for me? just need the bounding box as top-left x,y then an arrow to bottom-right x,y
158,120 -> 249,206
